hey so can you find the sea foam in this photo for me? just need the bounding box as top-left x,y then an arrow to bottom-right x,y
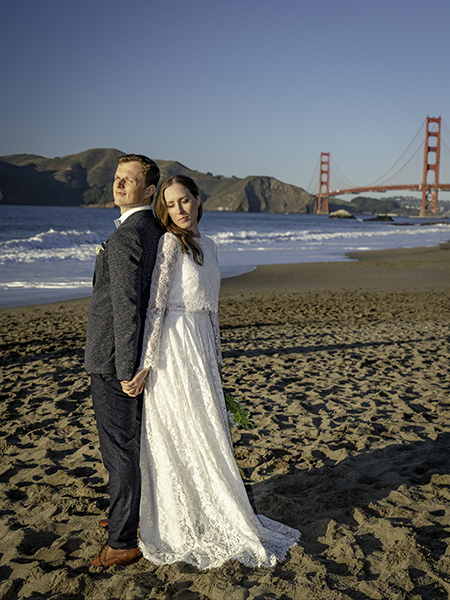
0,229 -> 102,263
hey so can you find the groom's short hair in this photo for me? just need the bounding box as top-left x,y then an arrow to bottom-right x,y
118,154 -> 160,189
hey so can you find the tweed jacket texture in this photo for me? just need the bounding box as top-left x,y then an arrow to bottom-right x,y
85,210 -> 162,381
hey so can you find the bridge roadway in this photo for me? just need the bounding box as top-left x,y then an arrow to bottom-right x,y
328,183 -> 450,196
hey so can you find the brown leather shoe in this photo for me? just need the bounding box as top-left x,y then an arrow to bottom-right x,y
73,543 -> 141,574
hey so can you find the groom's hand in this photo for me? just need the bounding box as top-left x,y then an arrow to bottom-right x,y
120,380 -> 136,397
121,369 -> 149,397
120,380 -> 144,397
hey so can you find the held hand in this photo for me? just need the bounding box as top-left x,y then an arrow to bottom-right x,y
121,369 -> 150,397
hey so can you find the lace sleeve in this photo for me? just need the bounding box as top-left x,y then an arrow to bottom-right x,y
210,311 -> 223,367
210,240 -> 222,366
139,234 -> 179,370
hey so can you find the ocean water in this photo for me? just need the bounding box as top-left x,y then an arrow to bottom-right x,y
1,205 -> 450,308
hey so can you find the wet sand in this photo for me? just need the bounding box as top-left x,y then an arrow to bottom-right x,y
1,244 -> 450,599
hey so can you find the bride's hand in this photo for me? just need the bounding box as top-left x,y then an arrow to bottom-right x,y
121,369 -> 150,397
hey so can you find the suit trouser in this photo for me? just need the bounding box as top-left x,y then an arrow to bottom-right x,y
91,373 -> 143,549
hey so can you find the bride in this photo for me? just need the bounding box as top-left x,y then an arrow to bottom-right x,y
123,175 -> 300,569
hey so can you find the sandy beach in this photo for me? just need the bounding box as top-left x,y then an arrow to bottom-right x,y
1,243 -> 450,599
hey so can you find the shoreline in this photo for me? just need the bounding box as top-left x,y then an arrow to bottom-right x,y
220,241 -> 450,294
2,242 -> 450,314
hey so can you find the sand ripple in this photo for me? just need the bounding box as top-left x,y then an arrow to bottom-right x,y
1,282 -> 450,599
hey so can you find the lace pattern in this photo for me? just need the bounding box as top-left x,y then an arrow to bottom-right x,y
139,233 -> 222,371
138,232 -> 301,569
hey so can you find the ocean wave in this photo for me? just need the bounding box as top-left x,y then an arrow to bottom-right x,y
210,224 -> 448,248
1,223 -> 449,266
3,280 -> 93,289
0,229 -> 102,263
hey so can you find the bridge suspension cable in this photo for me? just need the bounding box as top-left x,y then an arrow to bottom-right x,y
442,118 -> 450,137
329,156 -> 359,189
441,138 -> 450,154
365,118 -> 426,187
315,119 -> 427,195
306,155 -> 320,194
374,142 -> 423,186
440,119 -> 450,154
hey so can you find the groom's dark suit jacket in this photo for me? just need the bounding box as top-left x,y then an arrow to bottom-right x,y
85,210 -> 162,381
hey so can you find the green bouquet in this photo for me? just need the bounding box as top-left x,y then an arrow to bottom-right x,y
224,391 -> 255,430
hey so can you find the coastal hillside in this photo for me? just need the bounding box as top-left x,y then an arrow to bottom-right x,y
0,149 -> 316,213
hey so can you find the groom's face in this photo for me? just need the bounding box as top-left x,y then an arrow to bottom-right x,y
113,161 -> 155,213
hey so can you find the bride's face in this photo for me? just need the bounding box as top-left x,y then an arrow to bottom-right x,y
165,183 -> 200,234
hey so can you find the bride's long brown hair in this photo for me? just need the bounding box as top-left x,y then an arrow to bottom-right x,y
155,175 -> 204,265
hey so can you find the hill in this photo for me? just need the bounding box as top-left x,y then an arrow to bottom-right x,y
0,149 -> 316,213
329,195 -> 404,215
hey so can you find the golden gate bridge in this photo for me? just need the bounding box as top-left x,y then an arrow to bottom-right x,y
312,116 -> 450,217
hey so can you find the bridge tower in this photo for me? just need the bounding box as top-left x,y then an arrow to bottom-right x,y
317,152 -> 330,215
420,116 -> 441,217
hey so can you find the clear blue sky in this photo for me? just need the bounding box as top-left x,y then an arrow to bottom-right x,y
2,0 -> 450,196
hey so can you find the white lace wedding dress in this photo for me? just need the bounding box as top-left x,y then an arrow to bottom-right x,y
138,232 -> 300,569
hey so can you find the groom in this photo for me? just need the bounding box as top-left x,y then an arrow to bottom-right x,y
75,154 -> 162,573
